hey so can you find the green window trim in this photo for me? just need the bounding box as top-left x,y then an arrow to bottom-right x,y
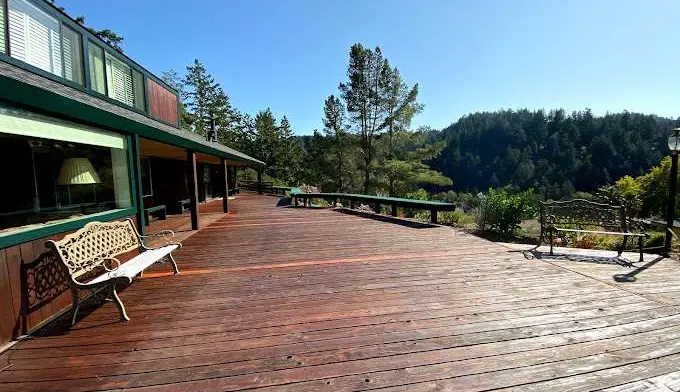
0,207 -> 136,249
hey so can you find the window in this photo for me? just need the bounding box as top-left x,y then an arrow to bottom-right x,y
88,43 -> 105,94
132,69 -> 145,111
105,52 -> 133,106
0,105 -> 132,234
8,0 -> 61,75
61,25 -> 83,85
0,0 -> 6,53
6,0 -> 84,85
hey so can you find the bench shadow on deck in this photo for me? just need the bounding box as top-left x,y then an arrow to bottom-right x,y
2,194 -> 680,391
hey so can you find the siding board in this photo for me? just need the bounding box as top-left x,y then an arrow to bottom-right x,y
148,78 -> 178,126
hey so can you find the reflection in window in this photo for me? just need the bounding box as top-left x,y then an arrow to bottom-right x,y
61,25 -> 83,85
0,106 -> 131,233
88,44 -> 106,94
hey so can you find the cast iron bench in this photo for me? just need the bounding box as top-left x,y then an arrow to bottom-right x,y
144,204 -> 167,226
538,199 -> 647,264
178,199 -> 191,213
291,192 -> 455,224
47,218 -> 182,324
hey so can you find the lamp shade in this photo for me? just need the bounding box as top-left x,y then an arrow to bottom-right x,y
669,128 -> 680,153
57,158 -> 101,185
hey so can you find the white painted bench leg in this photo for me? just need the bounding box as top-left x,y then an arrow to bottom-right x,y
70,287 -> 80,326
111,284 -> 130,321
169,253 -> 180,275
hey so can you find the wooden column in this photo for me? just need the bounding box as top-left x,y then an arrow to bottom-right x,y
220,158 -> 229,213
130,135 -> 146,235
257,168 -> 263,195
186,150 -> 199,230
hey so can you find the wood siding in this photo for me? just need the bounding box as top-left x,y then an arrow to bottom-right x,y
147,78 -> 178,126
0,215 -> 136,347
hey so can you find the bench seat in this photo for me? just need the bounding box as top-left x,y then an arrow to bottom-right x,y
87,244 -> 179,285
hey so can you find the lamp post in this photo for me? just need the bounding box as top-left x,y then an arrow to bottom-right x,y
664,127 -> 680,257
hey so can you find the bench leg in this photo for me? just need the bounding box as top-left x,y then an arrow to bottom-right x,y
639,236 -> 644,263
169,253 -> 181,275
350,200 -> 355,209
619,235 -> 628,257
549,229 -> 554,255
70,287 -> 80,326
160,208 -> 167,220
111,283 -> 130,322
430,209 -> 438,224
144,211 -> 150,227
391,205 -> 397,217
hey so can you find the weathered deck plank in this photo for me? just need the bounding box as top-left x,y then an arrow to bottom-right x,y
1,194 -> 679,391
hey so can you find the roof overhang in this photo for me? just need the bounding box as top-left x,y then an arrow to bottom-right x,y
0,61 -> 264,167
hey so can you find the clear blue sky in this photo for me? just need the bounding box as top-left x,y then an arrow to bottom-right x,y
57,0 -> 680,135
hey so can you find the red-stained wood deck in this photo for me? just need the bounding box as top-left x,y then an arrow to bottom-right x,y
2,194 -> 680,391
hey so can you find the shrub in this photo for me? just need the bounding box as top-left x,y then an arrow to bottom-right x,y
476,188 -> 536,235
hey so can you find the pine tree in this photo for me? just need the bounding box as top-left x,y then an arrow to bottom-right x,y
339,44 -> 390,193
276,116 -> 304,185
323,95 -> 349,191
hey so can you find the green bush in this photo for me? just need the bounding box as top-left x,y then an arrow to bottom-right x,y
476,188 -> 536,235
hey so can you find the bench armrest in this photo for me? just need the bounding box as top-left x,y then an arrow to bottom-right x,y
139,230 -> 182,250
627,218 -> 648,235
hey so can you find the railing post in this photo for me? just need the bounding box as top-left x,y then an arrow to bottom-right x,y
430,209 -> 438,224
186,150 -> 199,230
220,158 -> 229,214
391,205 -> 397,217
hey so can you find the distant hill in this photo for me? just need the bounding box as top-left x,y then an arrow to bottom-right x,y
428,109 -> 676,198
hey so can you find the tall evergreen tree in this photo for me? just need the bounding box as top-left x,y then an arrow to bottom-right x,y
276,116 -> 304,185
339,44 -> 390,193
183,59 -> 236,138
323,95 -> 350,191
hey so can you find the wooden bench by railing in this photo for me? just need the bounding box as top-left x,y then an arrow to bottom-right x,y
538,199 -> 647,264
47,219 -> 182,324
291,192 -> 455,224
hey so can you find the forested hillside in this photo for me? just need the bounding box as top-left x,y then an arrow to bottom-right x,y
430,109 -> 675,198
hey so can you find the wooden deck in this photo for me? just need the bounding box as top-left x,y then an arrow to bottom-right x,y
2,194 -> 680,391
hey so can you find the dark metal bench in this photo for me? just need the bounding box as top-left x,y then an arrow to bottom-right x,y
228,187 -> 240,196
291,192 -> 455,224
539,199 -> 647,264
144,204 -> 167,226
178,199 -> 190,213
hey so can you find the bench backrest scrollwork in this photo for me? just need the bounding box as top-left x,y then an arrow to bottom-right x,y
540,199 -> 627,231
47,219 -> 141,280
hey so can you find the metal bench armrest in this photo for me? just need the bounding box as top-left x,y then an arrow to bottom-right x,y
138,230 -> 181,250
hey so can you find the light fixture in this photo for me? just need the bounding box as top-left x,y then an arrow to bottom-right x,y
57,158 -> 101,185
57,158 -> 101,209
668,127 -> 680,154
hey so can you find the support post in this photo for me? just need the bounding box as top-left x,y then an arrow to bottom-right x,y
186,150 -> 199,230
220,158 -> 229,213
665,153 -> 678,257
430,209 -> 438,224
391,205 -> 398,217
257,168 -> 263,195
130,135 -> 146,236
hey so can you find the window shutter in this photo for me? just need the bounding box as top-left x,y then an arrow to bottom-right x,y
106,55 -> 134,106
8,3 -> 27,61
8,0 -> 61,76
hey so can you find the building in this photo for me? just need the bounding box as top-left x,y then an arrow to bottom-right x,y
0,0 -> 263,347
